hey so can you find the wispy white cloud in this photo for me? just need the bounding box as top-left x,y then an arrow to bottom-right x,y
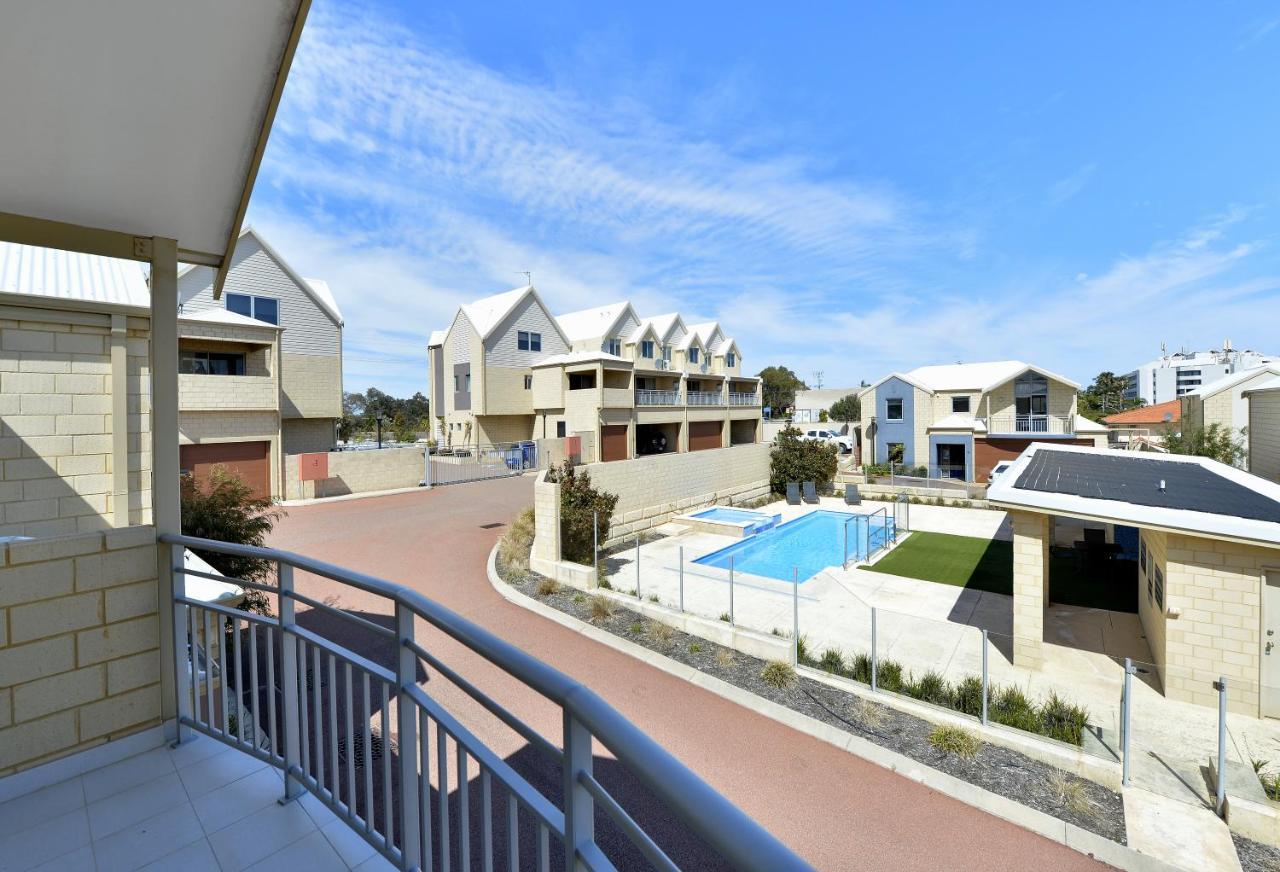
1047,163 -> 1097,206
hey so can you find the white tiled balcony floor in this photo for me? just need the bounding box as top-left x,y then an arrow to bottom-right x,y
0,737 -> 395,872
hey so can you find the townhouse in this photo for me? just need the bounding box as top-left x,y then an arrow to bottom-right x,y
427,286 -> 761,462
856,360 -> 1107,482
1243,375 -> 1280,484
1179,364 -> 1280,467
1101,399 -> 1181,451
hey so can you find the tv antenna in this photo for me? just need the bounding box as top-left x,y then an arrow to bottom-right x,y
812,370 -> 824,389
519,271 -> 532,286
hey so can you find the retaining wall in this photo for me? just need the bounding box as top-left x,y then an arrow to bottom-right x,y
284,446 -> 426,500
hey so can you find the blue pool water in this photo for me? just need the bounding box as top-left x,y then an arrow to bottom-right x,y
694,510 -> 896,582
694,507 -> 772,524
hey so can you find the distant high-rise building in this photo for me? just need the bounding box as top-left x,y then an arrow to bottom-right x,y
1122,340 -> 1277,405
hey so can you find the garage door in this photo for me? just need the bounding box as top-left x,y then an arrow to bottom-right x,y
600,425 -> 629,462
181,441 -> 271,500
688,421 -> 722,451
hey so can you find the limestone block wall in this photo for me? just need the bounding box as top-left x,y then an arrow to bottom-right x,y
1010,510 -> 1049,669
284,445 -> 426,500
282,418 -> 337,455
1162,534 -> 1274,715
281,352 -> 342,419
0,527 -> 161,775
579,442 -> 771,544
178,374 -> 277,411
1,310 -> 152,536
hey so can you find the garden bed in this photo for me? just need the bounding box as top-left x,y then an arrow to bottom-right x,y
497,554 -> 1127,845
1233,832 -> 1280,872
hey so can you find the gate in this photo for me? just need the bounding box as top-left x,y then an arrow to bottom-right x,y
423,441 -> 539,486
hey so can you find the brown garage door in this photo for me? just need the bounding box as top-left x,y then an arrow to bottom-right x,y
600,425 -> 629,462
181,441 -> 270,499
688,421 -> 722,451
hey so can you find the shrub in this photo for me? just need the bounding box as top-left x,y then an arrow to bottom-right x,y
688,642 -> 703,653
647,594 -> 660,603
853,698 -> 888,730
549,462 -> 618,566
905,671 -> 953,707
990,685 -> 1040,734
572,594 -> 585,604
590,594 -> 614,621
649,622 -> 674,645
1047,769 -> 1096,818
928,725 -> 981,759
498,507 -> 536,575
536,577 -> 560,597
795,634 -> 812,665
715,649 -> 735,668
876,659 -> 904,693
181,467 -> 283,614
953,676 -> 984,717
849,652 -> 873,684
719,612 -> 732,623
628,621 -> 644,634
1040,692 -> 1089,745
596,575 -> 613,591
818,648 -> 845,674
761,660 -> 797,689
770,426 -> 838,495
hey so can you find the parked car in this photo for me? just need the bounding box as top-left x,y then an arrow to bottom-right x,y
988,459 -> 1015,482
799,428 -> 854,454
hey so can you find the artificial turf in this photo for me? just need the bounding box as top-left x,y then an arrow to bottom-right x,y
866,531 -> 1138,613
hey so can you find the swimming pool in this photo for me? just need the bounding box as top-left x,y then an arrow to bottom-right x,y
694,510 -> 896,582
674,507 -> 780,537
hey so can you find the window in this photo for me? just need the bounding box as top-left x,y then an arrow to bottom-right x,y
887,443 -> 904,464
517,331 -> 542,352
225,293 -> 279,325
179,350 -> 246,376
1014,374 -> 1048,419
465,374 -> 471,391
605,338 -> 622,356
662,344 -> 672,361
640,340 -> 655,358
556,421 -> 567,438
523,374 -> 532,390
951,395 -> 970,413
1154,565 -> 1164,611
453,374 -> 459,391
568,372 -> 596,390
885,398 -> 903,421
726,352 -> 736,367
688,347 -> 699,364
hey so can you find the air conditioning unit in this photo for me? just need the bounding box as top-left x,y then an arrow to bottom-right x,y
655,359 -> 669,371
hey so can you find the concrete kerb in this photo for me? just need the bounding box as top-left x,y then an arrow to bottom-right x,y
486,542 -> 1178,872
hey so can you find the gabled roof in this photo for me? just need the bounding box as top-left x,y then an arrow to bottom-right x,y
859,371 -> 933,396
531,350 -> 632,369
555,301 -> 637,343
303,278 -> 342,324
904,360 -> 1080,393
427,330 -> 447,348
686,321 -> 724,351
459,284 -> 533,339
714,337 -> 740,358
0,240 -> 149,309
1103,400 -> 1181,426
1243,375 -> 1280,397
626,321 -> 661,346
638,312 -> 686,345
677,330 -> 705,351
987,442 -> 1280,547
929,413 -> 980,431
1073,414 -> 1107,433
1185,364 -> 1280,400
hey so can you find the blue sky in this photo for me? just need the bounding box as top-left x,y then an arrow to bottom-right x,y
247,1 -> 1280,397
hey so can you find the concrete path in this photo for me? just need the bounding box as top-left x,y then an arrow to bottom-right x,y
268,479 -> 1109,871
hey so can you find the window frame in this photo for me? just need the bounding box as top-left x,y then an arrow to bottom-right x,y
640,340 -> 655,359
178,349 -> 247,376
951,395 -> 971,414
885,398 -> 904,421
523,374 -> 533,390
605,338 -> 622,357
688,347 -> 699,364
225,292 -> 280,326
1154,565 -> 1164,611
556,421 -> 567,438
726,351 -> 736,367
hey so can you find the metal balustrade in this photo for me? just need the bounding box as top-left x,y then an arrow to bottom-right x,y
686,391 -> 724,406
728,392 -> 759,406
634,389 -> 681,406
980,413 -> 1073,435
162,534 -> 805,872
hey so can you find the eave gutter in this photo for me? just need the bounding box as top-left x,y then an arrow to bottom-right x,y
212,0 -> 312,299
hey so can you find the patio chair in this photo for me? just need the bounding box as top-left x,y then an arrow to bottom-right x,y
844,483 -> 861,506
786,481 -> 801,505
802,481 -> 819,504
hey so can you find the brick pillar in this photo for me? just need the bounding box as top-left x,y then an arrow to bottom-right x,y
1011,510 -> 1049,669
530,472 -> 562,566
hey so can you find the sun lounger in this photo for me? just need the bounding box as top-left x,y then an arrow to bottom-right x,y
844,483 -> 860,505
802,481 -> 818,504
786,481 -> 801,505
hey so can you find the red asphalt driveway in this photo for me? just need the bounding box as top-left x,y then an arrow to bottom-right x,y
268,476 -> 1110,871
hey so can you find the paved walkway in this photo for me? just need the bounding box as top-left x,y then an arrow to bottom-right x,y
267,479 -> 1108,870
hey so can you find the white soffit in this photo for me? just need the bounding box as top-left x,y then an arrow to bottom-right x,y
0,1 -> 307,267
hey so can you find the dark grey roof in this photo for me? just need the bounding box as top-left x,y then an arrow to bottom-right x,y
1014,450 -> 1280,524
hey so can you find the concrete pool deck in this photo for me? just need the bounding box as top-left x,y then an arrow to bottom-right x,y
604,498 -> 1280,811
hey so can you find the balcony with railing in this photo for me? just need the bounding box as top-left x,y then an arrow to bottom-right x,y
981,413 -> 1074,436
686,390 -> 724,406
636,388 -> 682,406
728,391 -> 760,406
151,534 -> 800,872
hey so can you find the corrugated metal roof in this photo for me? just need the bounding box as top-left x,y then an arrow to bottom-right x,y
0,241 -> 149,309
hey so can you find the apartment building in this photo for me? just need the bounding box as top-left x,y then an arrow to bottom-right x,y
856,360 -> 1107,482
427,287 -> 761,461
1123,342 -> 1277,404
179,227 -> 344,456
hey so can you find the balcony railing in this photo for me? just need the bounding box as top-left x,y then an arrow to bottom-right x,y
686,391 -> 724,406
161,533 -> 802,872
636,389 -> 681,406
728,392 -> 759,406
981,413 -> 1073,435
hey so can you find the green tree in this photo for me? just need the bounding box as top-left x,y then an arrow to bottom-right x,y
1079,371 -> 1142,422
769,426 -> 838,494
180,467 -> 284,614
1164,424 -> 1246,467
758,366 -> 807,417
828,393 -> 860,425
548,461 -> 619,565
342,388 -> 432,442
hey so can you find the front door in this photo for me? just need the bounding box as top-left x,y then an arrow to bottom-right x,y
935,443 -> 966,480
1265,571 -> 1280,718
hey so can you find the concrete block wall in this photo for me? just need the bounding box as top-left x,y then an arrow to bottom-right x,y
577,442 -> 771,545
283,445 -> 426,500
1162,534 -> 1274,715
1010,510 -> 1049,669
1,313 -> 152,536
281,352 -> 342,419
178,374 -> 278,411
282,418 -> 337,455
0,526 -> 162,775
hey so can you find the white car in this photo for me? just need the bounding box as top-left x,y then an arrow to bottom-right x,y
799,428 -> 854,454
988,459 -> 1015,482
